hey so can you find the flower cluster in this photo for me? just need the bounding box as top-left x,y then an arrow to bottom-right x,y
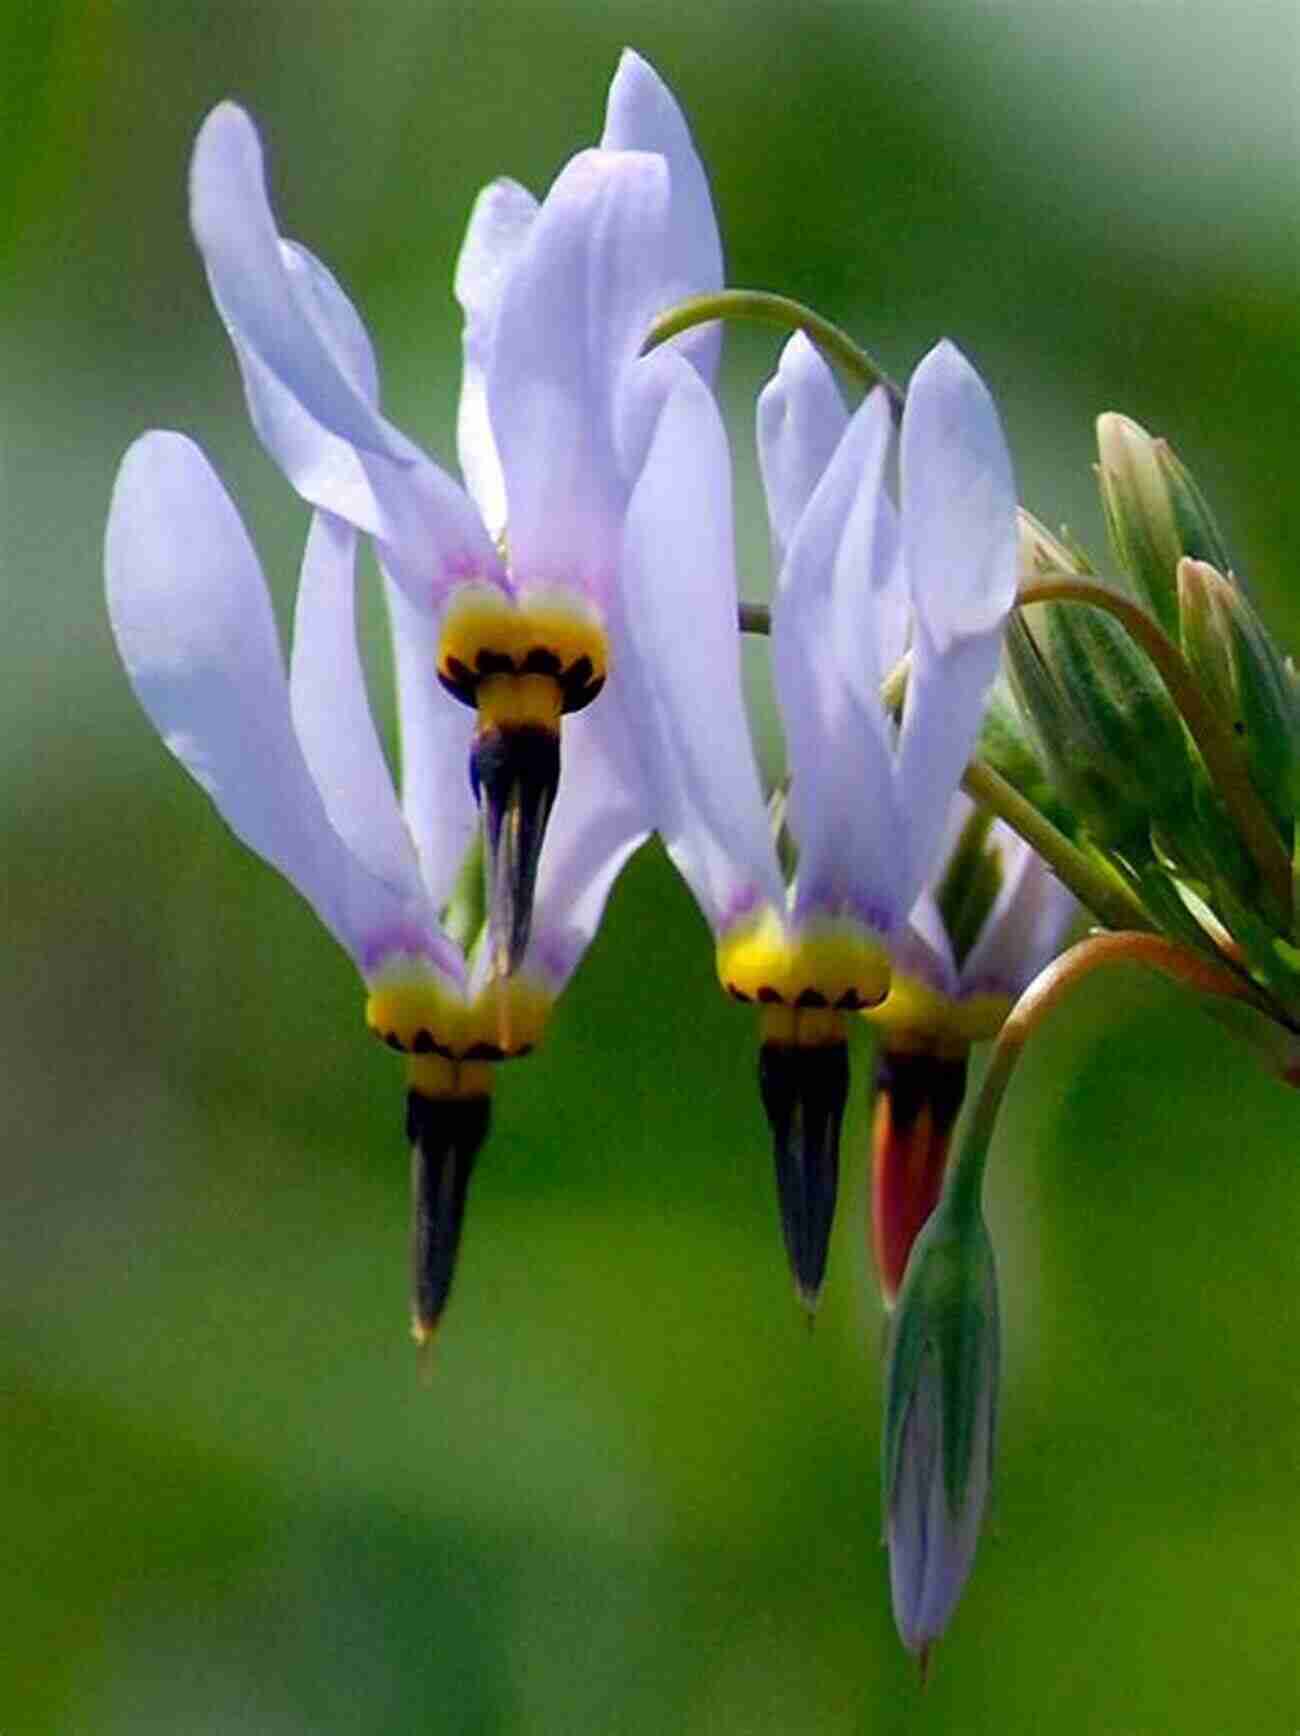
106,49 -> 1299,1669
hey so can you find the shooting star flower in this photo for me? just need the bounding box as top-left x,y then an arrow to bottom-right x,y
105,432 -> 656,1342
622,333 -> 1018,1308
186,51 -> 722,977
868,801 -> 1076,1303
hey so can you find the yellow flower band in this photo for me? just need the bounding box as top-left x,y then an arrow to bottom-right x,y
716,908 -> 891,1023
366,971 -> 553,1062
437,582 -> 608,715
864,972 -> 1012,1058
405,1052 -> 495,1102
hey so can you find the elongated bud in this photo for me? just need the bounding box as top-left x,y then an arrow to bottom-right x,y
871,1050 -> 969,1305
1158,444 -> 1233,576
1005,603 -> 1191,860
1178,556 -> 1300,836
1096,413 -> 1184,635
882,1194 -> 998,1664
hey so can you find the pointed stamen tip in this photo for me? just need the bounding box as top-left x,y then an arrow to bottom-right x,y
916,1643 -> 933,1687
795,1282 -> 821,1325
410,1310 -> 439,1349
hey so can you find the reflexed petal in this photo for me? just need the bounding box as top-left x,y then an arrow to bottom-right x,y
383,574 -> 478,910
190,104 -> 401,463
192,107 -> 504,611
757,332 -> 848,567
523,688 -> 651,991
105,432 -> 442,976
289,510 -> 424,899
488,148 -> 672,611
959,829 -> 1075,997
600,49 -> 723,383
899,339 -> 1018,654
454,177 -> 539,540
619,352 -> 783,930
896,625 -> 1003,916
773,576 -> 898,935
775,390 -> 903,930
826,390 -> 909,712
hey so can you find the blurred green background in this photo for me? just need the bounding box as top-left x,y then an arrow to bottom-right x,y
4,1 -> 1299,1729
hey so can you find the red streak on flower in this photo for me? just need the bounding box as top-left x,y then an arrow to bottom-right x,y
870,1050 -> 968,1304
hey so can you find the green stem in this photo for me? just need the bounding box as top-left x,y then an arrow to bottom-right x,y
944,931 -> 1261,1219
738,601 -> 1152,933
644,290 -> 902,404
960,759 -> 1150,933
1021,575 -> 1292,923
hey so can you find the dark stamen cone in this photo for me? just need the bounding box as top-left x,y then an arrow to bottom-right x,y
870,1049 -> 969,1305
758,1039 -> 850,1311
470,723 -> 560,975
406,1089 -> 492,1344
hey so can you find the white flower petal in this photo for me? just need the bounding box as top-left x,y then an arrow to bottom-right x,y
600,49 -> 723,383
488,148 -> 672,612
190,104 -> 402,464
453,177 -> 539,540
773,577 -> 899,936
383,574 -> 478,911
899,339 -> 1018,654
524,687 -> 651,991
106,433 -> 445,977
192,106 -> 504,612
757,332 -> 849,568
289,511 -> 424,900
619,353 -> 782,931
895,623 -> 1003,916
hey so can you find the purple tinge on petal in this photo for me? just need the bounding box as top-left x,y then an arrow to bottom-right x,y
899,338 -> 1018,656
757,332 -> 850,568
359,924 -> 467,991
600,49 -> 724,384
887,1345 -> 993,1654
454,177 -> 540,541
191,104 -> 506,615
488,147 -> 673,614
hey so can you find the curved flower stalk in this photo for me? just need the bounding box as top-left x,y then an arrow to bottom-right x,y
187,50 -> 722,977
621,332 -> 1018,1308
105,433 -> 662,1342
866,798 -> 1077,1303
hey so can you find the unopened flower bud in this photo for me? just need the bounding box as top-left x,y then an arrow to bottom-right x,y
1178,556 -> 1300,835
883,1193 -> 998,1664
1158,445 -> 1232,576
1096,412 -> 1184,635
1005,601 -> 1192,860
1016,508 -> 1084,587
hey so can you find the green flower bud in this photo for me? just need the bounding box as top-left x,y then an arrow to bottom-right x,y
883,1193 -> 998,1662
1096,412 -> 1185,636
1005,601 -> 1192,861
1158,445 -> 1233,576
1178,557 -> 1300,840
1017,508 -> 1084,585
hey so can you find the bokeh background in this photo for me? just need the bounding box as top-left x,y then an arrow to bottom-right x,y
4,1 -> 1299,1730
